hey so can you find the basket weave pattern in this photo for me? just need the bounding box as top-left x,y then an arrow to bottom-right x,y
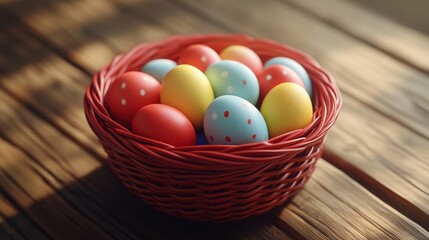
84,34 -> 341,222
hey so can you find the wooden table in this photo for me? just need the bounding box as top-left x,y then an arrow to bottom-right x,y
0,0 -> 428,239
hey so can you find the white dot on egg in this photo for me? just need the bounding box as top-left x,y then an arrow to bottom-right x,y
121,99 -> 126,105
140,89 -> 146,96
221,71 -> 229,77
266,74 -> 272,81
201,56 -> 207,62
282,70 -> 289,75
227,85 -> 234,94
121,82 -> 126,89
212,113 -> 218,120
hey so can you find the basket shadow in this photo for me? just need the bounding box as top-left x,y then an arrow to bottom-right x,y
1,165 -> 290,240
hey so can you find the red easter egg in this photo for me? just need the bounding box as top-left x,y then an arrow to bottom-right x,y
132,104 -> 196,146
220,45 -> 263,76
178,44 -> 221,72
107,71 -> 161,129
258,65 -> 305,103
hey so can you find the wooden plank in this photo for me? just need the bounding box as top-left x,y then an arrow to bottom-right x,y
276,160 -> 429,239
283,0 -> 429,74
1,0 -> 168,73
349,0 -> 429,36
324,92 -> 429,227
0,140 -> 115,239
0,92 -> 130,239
0,195 -> 29,240
0,16 -> 105,159
0,0 -> 118,73
0,192 -> 53,240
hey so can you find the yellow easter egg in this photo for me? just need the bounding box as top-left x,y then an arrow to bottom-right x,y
161,64 -> 214,129
261,82 -> 313,138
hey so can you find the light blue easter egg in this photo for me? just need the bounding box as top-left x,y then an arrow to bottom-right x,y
205,60 -> 259,105
141,59 -> 177,83
264,57 -> 312,97
204,95 -> 268,145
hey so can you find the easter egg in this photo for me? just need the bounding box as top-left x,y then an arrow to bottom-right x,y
220,45 -> 263,75
264,57 -> 312,97
204,95 -> 268,145
261,83 -> 313,138
132,104 -> 196,147
161,64 -> 214,129
205,60 -> 259,105
258,65 -> 305,103
178,44 -> 221,72
107,71 -> 161,129
196,130 -> 209,145
141,59 -> 177,83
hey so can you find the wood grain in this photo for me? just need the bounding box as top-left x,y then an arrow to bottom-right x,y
283,0 -> 429,74
0,18 -> 106,160
349,0 -> 429,36
0,140 -> 115,239
277,160 -> 429,239
0,195 -> 30,240
324,93 -> 429,227
0,90 -> 137,239
2,0 -> 169,73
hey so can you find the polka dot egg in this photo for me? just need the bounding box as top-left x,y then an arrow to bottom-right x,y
258,64 -> 305,104
107,71 -> 161,129
205,60 -> 259,105
265,57 -> 313,97
178,44 -> 220,72
204,95 -> 268,145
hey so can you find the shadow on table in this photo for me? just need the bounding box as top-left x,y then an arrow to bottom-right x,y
1,164 -> 291,240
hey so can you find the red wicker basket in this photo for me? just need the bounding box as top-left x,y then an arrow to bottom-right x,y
84,34 -> 341,222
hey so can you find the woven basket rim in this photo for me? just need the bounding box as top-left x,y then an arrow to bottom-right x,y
84,33 -> 342,166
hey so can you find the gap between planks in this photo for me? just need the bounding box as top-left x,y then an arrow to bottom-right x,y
0,8 -> 92,76
323,148 -> 429,230
0,182 -> 51,240
281,0 -> 429,76
0,9 -> 106,163
0,135 -> 129,240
